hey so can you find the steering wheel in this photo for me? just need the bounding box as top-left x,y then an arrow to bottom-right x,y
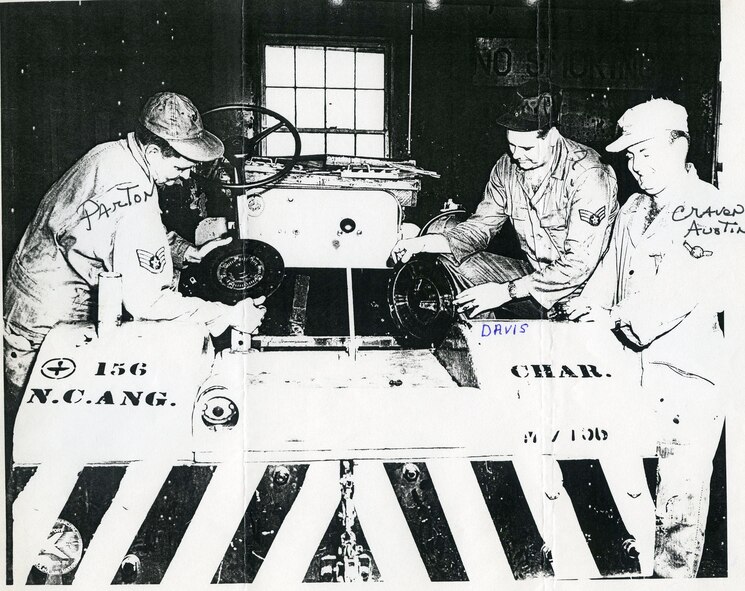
200,104 -> 302,190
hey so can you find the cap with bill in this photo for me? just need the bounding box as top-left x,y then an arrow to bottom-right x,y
139,92 -> 224,161
495,80 -> 562,132
606,98 -> 688,152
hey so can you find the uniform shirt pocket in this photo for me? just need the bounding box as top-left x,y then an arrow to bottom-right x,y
538,211 -> 568,230
507,201 -> 529,221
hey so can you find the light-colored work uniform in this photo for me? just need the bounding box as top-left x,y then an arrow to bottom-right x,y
442,134 -> 618,309
580,166 -> 728,577
4,133 -> 236,397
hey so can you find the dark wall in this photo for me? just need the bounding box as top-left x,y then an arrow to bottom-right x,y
1,0 -> 245,267
406,0 -> 720,223
247,0 -> 719,223
2,0 -> 721,269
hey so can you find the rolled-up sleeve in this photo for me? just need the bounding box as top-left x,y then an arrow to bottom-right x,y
112,208 -> 239,336
443,160 -> 510,263
520,166 -> 618,308
167,231 -> 193,270
571,218 -> 620,310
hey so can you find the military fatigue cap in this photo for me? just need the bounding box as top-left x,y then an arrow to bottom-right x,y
607,98 -> 688,152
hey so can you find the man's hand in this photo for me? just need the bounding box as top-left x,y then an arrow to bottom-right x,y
561,298 -> 611,323
454,282 -> 511,318
390,237 -> 429,264
390,235 -> 450,264
184,235 -> 233,264
232,295 -> 267,334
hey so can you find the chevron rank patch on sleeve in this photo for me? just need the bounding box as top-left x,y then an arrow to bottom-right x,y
136,247 -> 166,274
578,206 -> 607,227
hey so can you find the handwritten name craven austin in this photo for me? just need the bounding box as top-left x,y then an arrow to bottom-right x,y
672,203 -> 745,237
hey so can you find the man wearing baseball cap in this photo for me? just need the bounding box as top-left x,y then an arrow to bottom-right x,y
3,92 -> 267,417
392,80 -> 618,318
565,98 -> 729,577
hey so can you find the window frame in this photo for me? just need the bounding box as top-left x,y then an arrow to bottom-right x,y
260,34 -> 392,158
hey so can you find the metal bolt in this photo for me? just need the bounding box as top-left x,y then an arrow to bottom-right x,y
273,466 -> 291,486
402,463 -> 420,482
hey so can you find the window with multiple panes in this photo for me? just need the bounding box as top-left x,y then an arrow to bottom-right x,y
262,43 -> 388,158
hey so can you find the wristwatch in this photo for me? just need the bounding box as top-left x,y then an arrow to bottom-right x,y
507,280 -> 517,300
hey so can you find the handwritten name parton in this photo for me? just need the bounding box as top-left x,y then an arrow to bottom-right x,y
78,182 -> 156,231
672,203 -> 745,238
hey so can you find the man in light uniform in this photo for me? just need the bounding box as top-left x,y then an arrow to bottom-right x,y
4,92 -> 266,420
565,98 -> 728,577
392,81 -> 618,317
